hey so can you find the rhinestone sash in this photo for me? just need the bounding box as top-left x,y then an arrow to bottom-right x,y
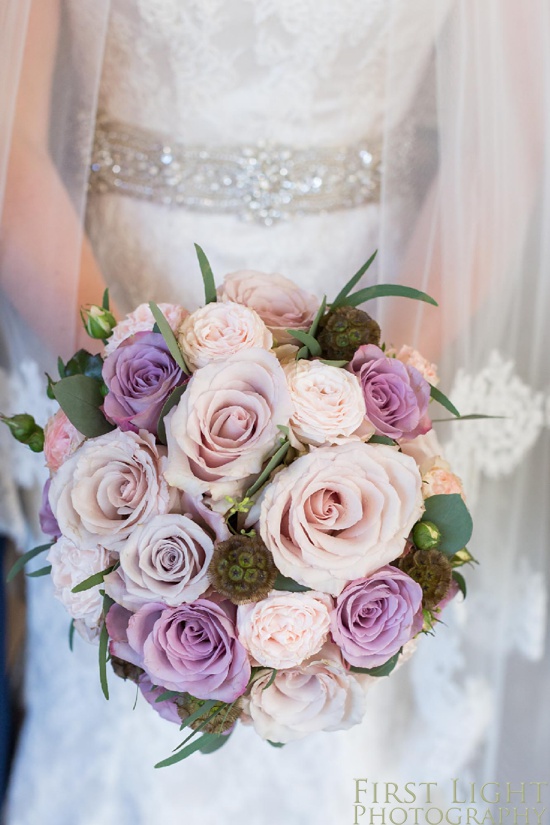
89,115 -> 381,227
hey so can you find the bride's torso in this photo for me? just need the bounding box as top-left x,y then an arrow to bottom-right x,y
85,0 -> 442,313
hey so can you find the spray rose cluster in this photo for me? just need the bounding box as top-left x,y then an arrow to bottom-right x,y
7,248 -> 473,764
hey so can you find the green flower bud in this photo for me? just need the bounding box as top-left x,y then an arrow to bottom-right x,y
81,305 -> 117,340
412,520 -> 442,550
0,413 -> 44,452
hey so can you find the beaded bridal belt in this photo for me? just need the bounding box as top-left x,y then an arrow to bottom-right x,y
89,116 -> 382,227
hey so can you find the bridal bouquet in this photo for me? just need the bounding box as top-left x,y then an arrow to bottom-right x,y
4,247 -> 476,766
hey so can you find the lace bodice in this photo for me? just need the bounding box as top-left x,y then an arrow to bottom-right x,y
97,0 -> 436,147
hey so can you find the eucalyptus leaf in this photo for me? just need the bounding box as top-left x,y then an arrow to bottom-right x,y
368,435 -> 398,446
432,414 -> 505,423
308,295 -> 327,338
319,359 -> 348,368
350,649 -> 401,677
155,734 -> 220,768
267,741 -> 285,748
342,284 -> 438,308
194,243 -> 217,304
286,329 -> 322,357
53,374 -> 115,438
331,250 -> 378,309
199,732 -> 232,754
27,565 -> 52,578
157,384 -> 187,444
273,573 -> 312,593
245,440 -> 290,498
63,349 -> 104,382
99,593 -> 114,700
7,542 -> 52,583
452,570 -> 467,599
57,357 -> 66,379
429,384 -> 460,418
149,302 -> 189,372
422,494 -> 473,556
72,563 -> 117,593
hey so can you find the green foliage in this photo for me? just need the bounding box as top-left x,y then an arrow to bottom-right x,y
157,384 -> 187,444
245,438 -> 290,498
53,374 -> 115,437
194,243 -> 217,305
149,302 -> 189,372
331,250 -> 378,310
349,649 -> 401,677
273,573 -> 312,593
429,384 -> 460,418
7,542 -> 52,582
422,494 -> 473,557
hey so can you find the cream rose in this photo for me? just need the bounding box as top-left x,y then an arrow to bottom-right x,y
49,429 -> 172,551
421,456 -> 465,500
104,513 -> 214,609
44,409 -> 85,472
285,359 -> 371,447
47,537 -> 111,639
241,644 -> 366,743
260,442 -> 424,595
237,591 -> 332,669
165,348 -> 293,505
177,301 -> 273,371
217,270 -> 320,345
105,302 -> 188,355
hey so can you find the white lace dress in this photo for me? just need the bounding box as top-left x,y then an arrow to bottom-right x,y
5,2 -> 549,824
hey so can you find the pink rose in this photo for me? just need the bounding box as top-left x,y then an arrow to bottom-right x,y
260,442 -> 424,595
285,359 -> 371,447
177,301 -> 273,372
47,537 -> 111,639
217,270 -> 320,345
105,303 -> 188,355
49,429 -> 172,551
44,409 -> 84,472
237,591 -> 333,669
241,643 -> 366,743
165,348 -> 293,506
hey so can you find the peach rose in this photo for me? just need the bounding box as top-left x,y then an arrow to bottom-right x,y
421,455 -> 465,500
105,303 -> 188,355
164,348 -> 293,505
260,442 -> 424,595
44,409 -> 85,472
47,537 -> 111,639
285,359 -> 371,447
241,643 -> 366,743
217,270 -> 320,345
49,429 -> 172,551
177,301 -> 273,371
393,345 -> 439,387
237,591 -> 332,669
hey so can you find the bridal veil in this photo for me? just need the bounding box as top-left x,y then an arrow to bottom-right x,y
1,0 -> 549,787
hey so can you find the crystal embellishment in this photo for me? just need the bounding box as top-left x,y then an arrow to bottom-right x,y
89,116 -> 381,226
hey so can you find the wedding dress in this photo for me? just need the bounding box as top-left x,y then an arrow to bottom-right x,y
3,2 -> 550,824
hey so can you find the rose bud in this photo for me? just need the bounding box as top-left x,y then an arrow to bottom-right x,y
81,304 -> 117,340
411,520 -> 442,550
0,413 -> 44,452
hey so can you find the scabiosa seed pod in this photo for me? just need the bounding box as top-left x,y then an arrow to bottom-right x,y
411,520 -> 442,550
176,695 -> 242,734
209,535 -> 277,605
318,306 -> 381,362
397,548 -> 453,611
111,655 -> 145,685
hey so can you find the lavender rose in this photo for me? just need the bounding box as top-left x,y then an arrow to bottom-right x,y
165,348 -> 293,505
104,513 -> 216,610
109,600 -> 251,702
348,344 -> 431,440
331,566 -> 423,668
260,442 -> 424,595
39,478 -> 61,539
49,429 -> 172,551
103,331 -> 188,436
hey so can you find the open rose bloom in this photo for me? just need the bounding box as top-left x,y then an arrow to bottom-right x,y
11,247 -> 474,764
